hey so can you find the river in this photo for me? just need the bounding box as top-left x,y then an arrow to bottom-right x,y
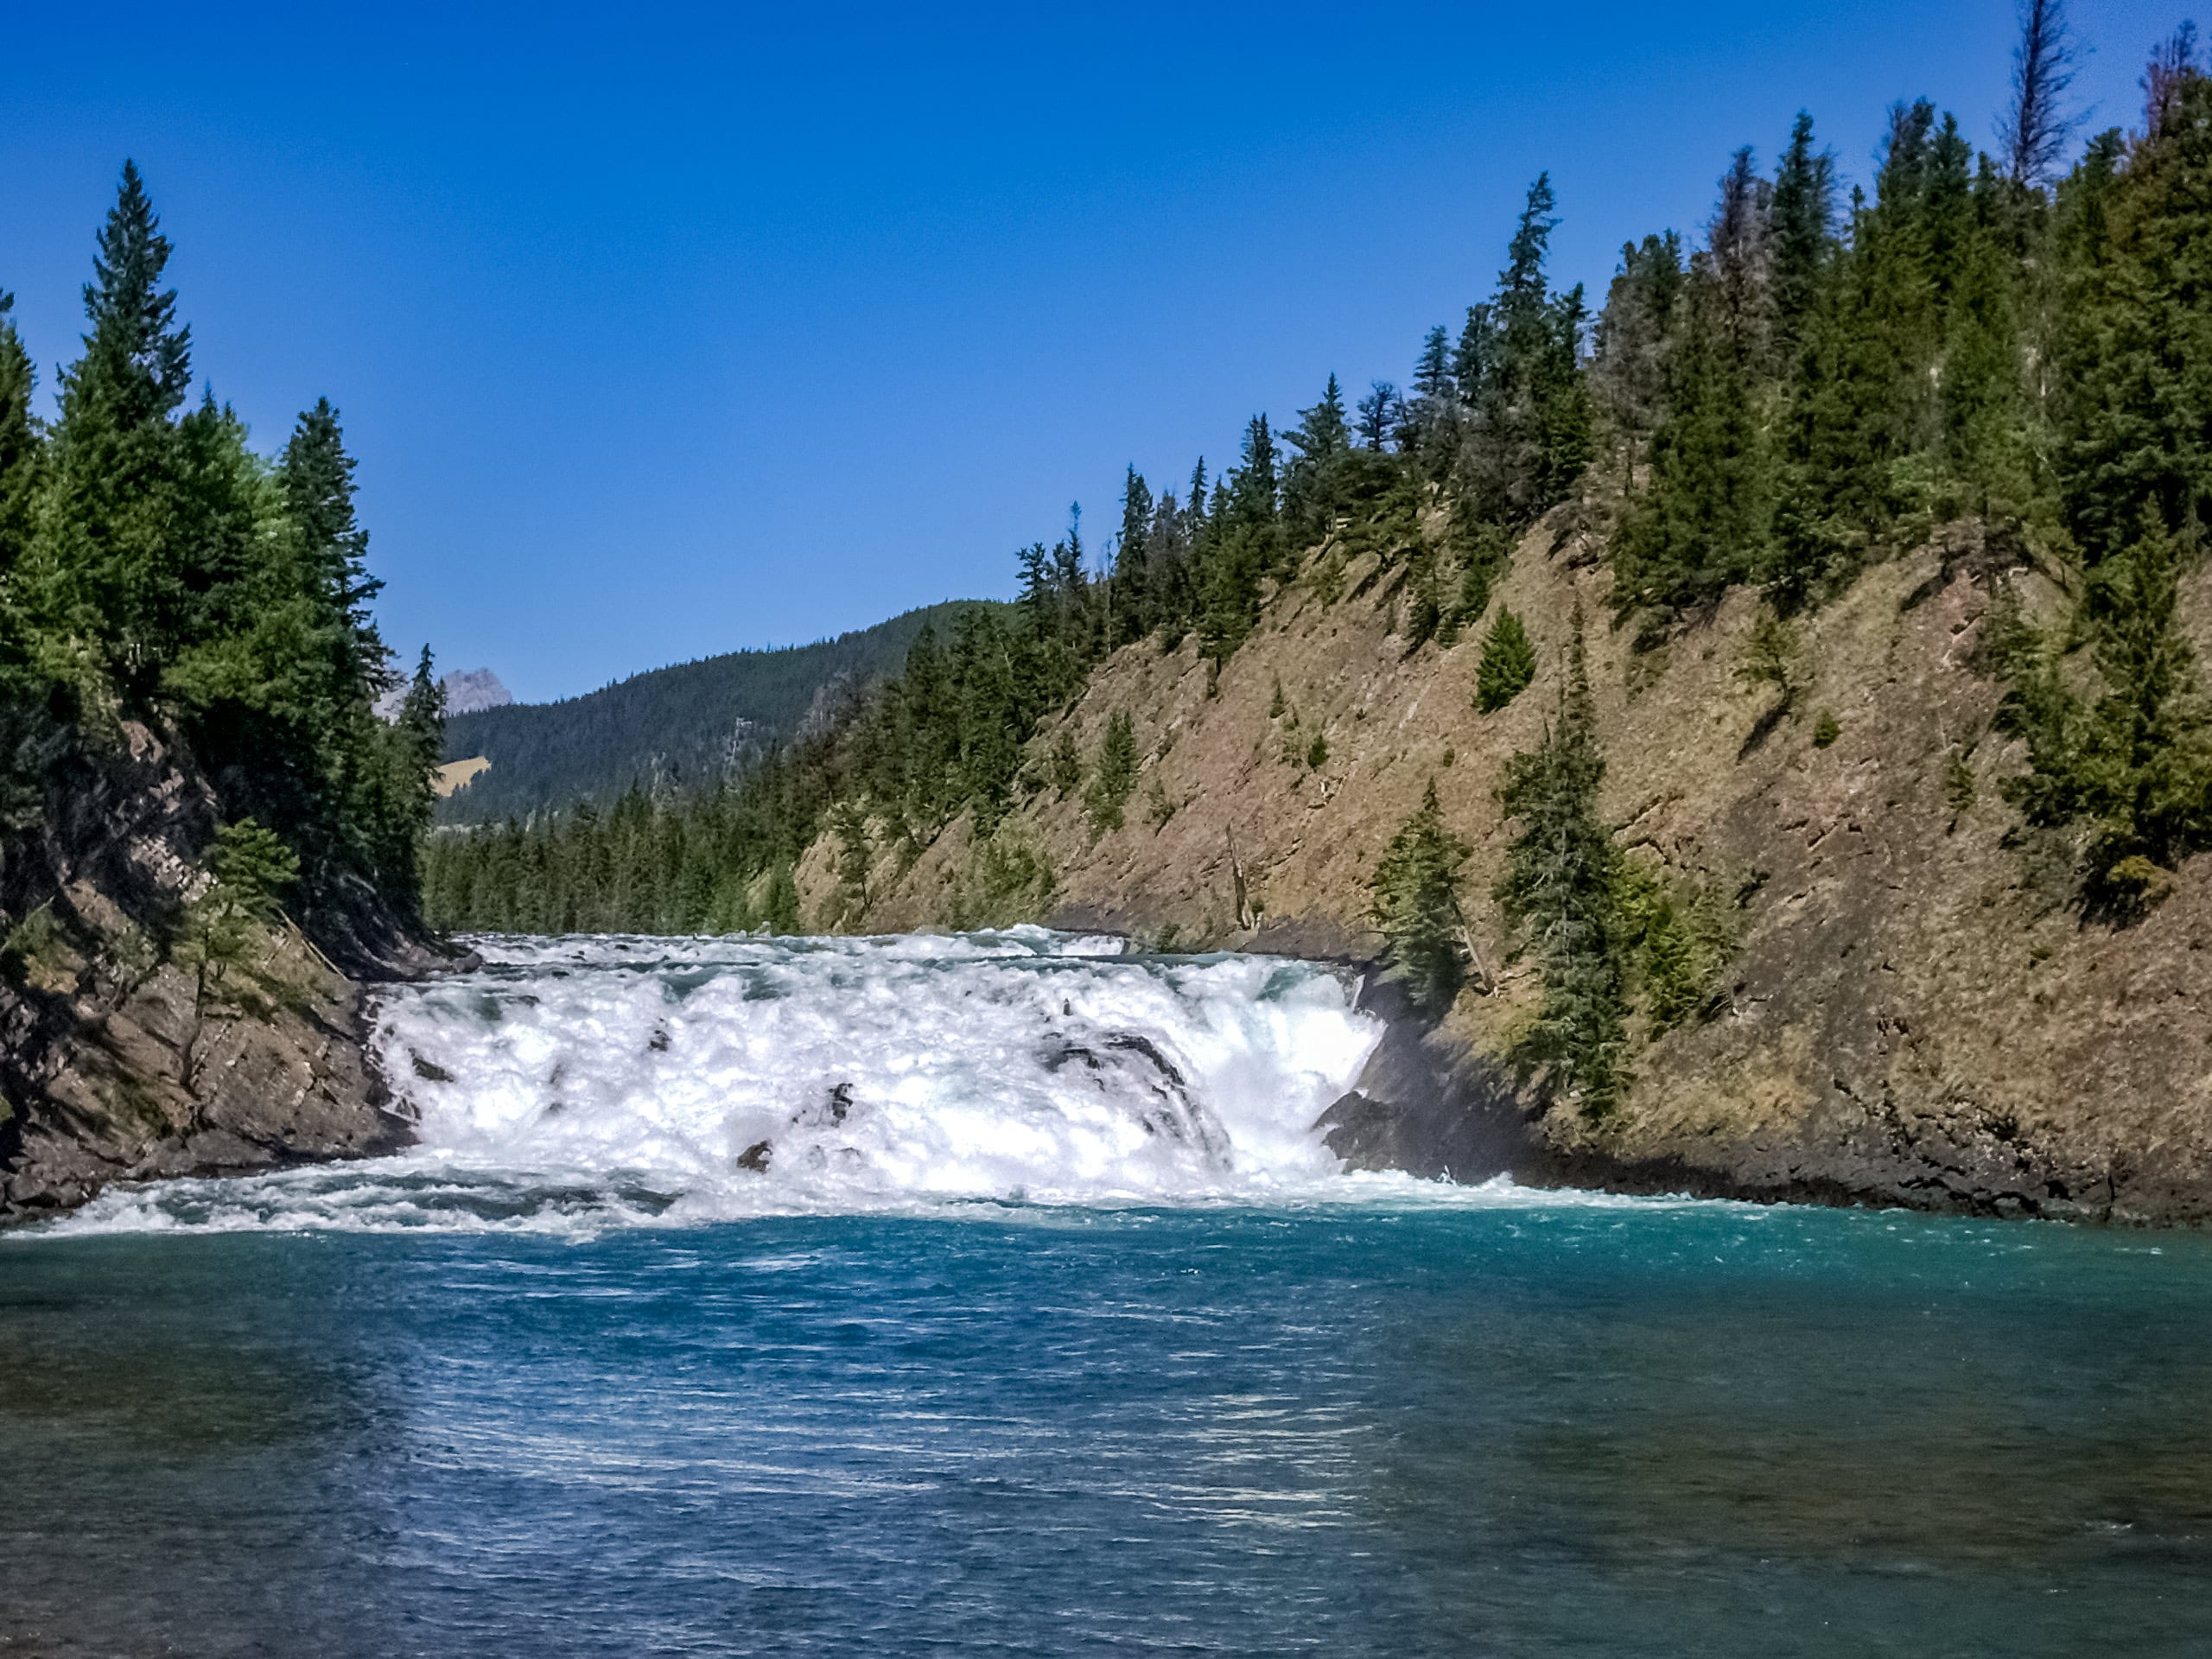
4,931 -> 2208,1655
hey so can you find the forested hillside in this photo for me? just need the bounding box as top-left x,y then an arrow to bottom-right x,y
421,13 -> 2212,1222
437,601 -> 997,826
430,10 -> 2212,964
0,165 -> 442,1208
0,163 -> 438,930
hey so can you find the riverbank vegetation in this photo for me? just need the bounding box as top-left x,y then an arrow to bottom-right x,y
0,166 -> 439,941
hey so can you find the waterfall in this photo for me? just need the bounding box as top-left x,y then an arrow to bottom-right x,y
45,930 -> 1393,1235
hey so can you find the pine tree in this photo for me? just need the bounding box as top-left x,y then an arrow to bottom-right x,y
1370,779 -> 1471,1014
1999,513 -> 2212,901
1475,606 -> 1537,712
0,292 -> 39,593
1770,113 -> 1838,355
2058,59 -> 2212,561
1356,382 -> 1401,450
1590,232 -> 1685,480
1707,147 -> 1776,366
1495,616 -> 1628,1114
1999,0 -> 2082,187
1460,175 -> 1593,525
367,646 -> 445,917
1772,102 -> 1970,599
34,162 -> 194,685
281,399 -> 387,697
1611,269 -> 1769,617
954,607 -> 1021,832
1198,417 -> 1281,660
1112,466 -> 1153,643
1283,374 -> 1351,543
830,798 -> 871,926
1084,709 -> 1138,835
760,861 -> 802,936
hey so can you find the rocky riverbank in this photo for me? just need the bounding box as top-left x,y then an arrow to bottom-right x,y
0,721 -> 454,1217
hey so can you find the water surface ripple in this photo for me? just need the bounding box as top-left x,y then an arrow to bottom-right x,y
3,934 -> 2207,1654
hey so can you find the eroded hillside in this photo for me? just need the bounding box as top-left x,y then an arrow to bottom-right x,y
804,513 -> 2212,1224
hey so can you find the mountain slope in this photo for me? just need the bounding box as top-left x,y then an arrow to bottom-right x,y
798,513 -> 2212,1225
437,601 -> 998,825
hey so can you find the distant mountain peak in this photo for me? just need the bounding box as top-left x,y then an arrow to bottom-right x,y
442,669 -> 513,715
374,667 -> 514,721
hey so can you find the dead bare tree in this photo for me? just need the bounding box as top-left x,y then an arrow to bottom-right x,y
2141,22 -> 2201,143
1998,0 -> 2082,186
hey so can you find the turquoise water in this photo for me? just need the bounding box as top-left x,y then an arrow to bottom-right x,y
6,1198 -> 2211,1656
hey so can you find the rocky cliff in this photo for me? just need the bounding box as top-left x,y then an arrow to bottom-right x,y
0,722 -> 446,1217
805,516 -> 2212,1224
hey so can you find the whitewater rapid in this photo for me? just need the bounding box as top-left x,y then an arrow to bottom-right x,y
43,929 -> 1541,1236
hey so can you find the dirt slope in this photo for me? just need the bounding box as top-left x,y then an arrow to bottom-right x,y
805,515 -> 2212,1224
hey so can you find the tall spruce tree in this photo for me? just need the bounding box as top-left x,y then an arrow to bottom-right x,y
1370,779 -> 1471,1014
1495,615 -> 1628,1114
1611,267 -> 1770,617
1999,0 -> 2082,187
1460,175 -> 1593,526
0,292 -> 38,594
1112,466 -> 1153,645
2058,59 -> 2212,560
1999,514 -> 2212,899
35,162 -> 194,685
281,399 -> 388,698
1356,381 -> 1401,450
1084,709 -> 1138,835
1475,605 -> 1537,712
1770,112 -> 1838,355
1590,232 -> 1685,480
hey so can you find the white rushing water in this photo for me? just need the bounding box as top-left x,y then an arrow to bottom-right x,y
43,929 -> 1453,1236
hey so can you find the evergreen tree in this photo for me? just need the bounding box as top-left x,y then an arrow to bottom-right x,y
1770,113 -> 1838,354
1084,709 -> 1138,835
1405,325 -> 1459,477
2058,59 -> 2212,560
1370,779 -> 1471,1014
1475,605 -> 1537,712
1772,101 -> 1970,599
1999,0 -> 2082,187
1707,146 -> 1776,366
371,647 -> 445,916
1459,175 -> 1593,526
953,607 -> 1021,832
1999,514 -> 2212,901
1283,374 -> 1351,543
1495,616 -> 1628,1114
1356,381 -> 1402,450
760,861 -> 802,935
1111,466 -> 1153,644
1198,416 -> 1281,660
0,292 -> 39,594
281,398 -> 388,697
1611,268 -> 1770,617
33,164 -> 196,686
1590,232 -> 1685,480
830,798 -> 871,925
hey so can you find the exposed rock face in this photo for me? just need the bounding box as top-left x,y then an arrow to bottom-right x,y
373,665 -> 512,721
812,515 -> 2212,1224
0,722 -> 442,1218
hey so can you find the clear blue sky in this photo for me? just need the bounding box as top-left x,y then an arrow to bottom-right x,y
0,1 -> 2187,701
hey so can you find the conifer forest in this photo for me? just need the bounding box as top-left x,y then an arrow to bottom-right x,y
0,163 -> 443,943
